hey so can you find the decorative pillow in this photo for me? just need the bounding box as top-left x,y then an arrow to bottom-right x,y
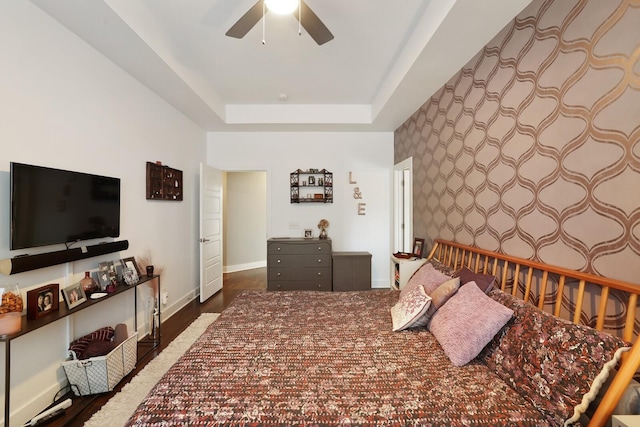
426,258 -> 457,276
457,266 -> 496,293
479,289 -> 630,426
391,285 -> 433,331
422,276 -> 460,324
68,326 -> 115,360
401,262 -> 452,298
429,282 -> 513,366
81,340 -> 116,359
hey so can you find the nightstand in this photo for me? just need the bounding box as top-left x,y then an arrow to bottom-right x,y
390,255 -> 427,290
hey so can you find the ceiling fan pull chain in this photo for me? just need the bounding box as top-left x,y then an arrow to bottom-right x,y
298,0 -> 302,36
262,0 -> 266,44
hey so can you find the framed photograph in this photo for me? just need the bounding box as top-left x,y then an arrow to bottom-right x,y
304,229 -> 313,238
308,176 -> 315,185
413,238 -> 425,258
26,284 -> 59,320
121,257 -> 142,278
61,283 -> 87,310
122,267 -> 139,285
98,261 -> 117,290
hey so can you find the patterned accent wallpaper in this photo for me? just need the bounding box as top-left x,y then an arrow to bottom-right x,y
395,0 -> 640,284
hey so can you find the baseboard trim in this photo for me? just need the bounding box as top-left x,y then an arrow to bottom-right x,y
223,261 -> 266,273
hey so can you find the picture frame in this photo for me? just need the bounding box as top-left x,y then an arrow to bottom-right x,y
26,284 -> 60,320
98,261 -> 117,290
413,238 -> 425,258
61,283 -> 87,310
304,229 -> 313,238
121,257 -> 142,278
122,266 -> 139,285
308,176 -> 315,185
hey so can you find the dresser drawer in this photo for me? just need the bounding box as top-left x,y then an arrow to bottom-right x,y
268,267 -> 331,281
268,280 -> 332,291
268,240 -> 331,255
268,254 -> 331,268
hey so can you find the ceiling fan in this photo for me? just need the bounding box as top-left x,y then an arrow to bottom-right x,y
226,0 -> 334,45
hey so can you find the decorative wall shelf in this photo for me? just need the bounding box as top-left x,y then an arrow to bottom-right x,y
146,162 -> 183,201
290,169 -> 333,203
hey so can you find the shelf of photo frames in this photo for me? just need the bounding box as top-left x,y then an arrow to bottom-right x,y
1,274 -> 161,427
0,274 -> 161,342
290,168 -> 333,203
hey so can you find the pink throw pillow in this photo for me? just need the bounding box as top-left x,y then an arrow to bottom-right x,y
429,282 -> 513,366
401,263 -> 452,298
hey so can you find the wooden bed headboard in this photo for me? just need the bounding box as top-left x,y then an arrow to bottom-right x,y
426,239 -> 640,427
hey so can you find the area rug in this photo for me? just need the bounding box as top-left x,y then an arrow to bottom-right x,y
84,312 -> 220,427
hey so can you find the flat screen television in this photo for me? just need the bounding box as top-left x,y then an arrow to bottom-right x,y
10,162 -> 121,250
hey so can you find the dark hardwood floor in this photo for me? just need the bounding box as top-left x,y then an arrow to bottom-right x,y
50,267 -> 266,426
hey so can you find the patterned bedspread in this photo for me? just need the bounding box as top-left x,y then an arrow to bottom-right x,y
126,291 -> 550,426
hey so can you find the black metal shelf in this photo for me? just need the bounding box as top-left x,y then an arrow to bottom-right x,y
2,275 -> 161,427
290,168 -> 333,203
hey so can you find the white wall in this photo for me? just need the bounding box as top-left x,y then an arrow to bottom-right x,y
0,3 -> 205,424
224,171 -> 267,272
207,132 -> 394,289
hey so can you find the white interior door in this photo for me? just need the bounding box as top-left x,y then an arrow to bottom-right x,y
200,163 -> 223,302
394,158 -> 413,253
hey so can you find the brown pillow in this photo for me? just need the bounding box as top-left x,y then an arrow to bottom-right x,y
423,277 -> 460,323
458,267 -> 496,293
81,340 -> 116,359
113,323 -> 129,346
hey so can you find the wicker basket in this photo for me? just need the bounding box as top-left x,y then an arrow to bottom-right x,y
62,332 -> 137,396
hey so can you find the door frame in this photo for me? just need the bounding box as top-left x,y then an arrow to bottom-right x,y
393,157 -> 413,253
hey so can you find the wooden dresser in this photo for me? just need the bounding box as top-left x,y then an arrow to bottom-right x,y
267,238 -> 332,291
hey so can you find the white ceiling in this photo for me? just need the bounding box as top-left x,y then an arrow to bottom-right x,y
32,0 -> 532,132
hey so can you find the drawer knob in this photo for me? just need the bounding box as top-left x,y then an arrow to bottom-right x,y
317,272 -> 322,276
317,284 -> 322,289
317,247 -> 323,251
317,259 -> 322,263
277,247 -> 281,251
277,259 -> 281,263
277,284 -> 281,289
277,272 -> 281,276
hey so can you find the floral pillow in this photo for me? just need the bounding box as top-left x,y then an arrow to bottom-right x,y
401,262 -> 452,298
391,285 -> 433,331
479,289 -> 630,426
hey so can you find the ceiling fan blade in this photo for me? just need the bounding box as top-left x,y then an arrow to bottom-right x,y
226,0 -> 264,39
294,1 -> 334,45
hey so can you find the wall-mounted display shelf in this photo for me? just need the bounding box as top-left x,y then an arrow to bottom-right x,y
290,169 -> 333,203
146,162 -> 183,201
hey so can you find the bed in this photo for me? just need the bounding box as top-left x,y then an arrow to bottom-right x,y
125,240 -> 640,426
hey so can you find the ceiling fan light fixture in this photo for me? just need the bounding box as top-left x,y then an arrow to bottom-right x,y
265,0 -> 298,15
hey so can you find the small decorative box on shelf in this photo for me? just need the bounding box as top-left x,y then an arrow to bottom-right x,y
290,169 -> 333,203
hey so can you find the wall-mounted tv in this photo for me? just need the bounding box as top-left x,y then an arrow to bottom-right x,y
10,162 -> 121,250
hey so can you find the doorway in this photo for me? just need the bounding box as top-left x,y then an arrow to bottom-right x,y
393,158 -> 413,253
223,171 -> 267,273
